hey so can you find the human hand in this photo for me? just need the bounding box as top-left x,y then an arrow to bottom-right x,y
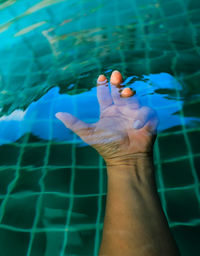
55,71 -> 158,166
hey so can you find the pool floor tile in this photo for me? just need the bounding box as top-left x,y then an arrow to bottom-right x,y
162,159 -> 195,188
44,168 -> 71,193
165,188 -> 200,223
158,134 -> 188,161
21,146 -> 46,167
73,168 -> 99,195
48,144 -> 73,166
1,196 -> 38,229
0,169 -> 16,195
64,229 -> 96,256
75,146 -> 99,166
30,232 -> 65,256
0,229 -> 30,256
11,169 -> 42,194
37,194 -> 70,228
0,145 -> 20,166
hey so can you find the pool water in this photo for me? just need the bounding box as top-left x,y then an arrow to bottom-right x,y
0,0 -> 200,255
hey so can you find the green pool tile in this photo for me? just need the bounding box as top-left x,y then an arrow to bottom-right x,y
165,188 -> 200,222
175,50 -> 200,74
21,146 -> 46,167
165,15 -> 188,28
188,131 -> 200,154
30,232 -> 66,256
64,229 -> 96,256
182,73 -> 200,95
183,101 -> 200,118
29,233 -> 47,256
189,9 -> 200,25
124,62 -> 146,76
125,49 -> 146,61
0,169 -> 15,195
48,144 -> 73,166
0,229 -> 30,256
162,159 -> 195,188
149,36 -> 173,51
37,195 -> 70,228
158,134 -> 188,161
137,5 -> 160,20
148,54 -> 174,74
194,156 -> 200,181
162,1 -> 184,17
1,196 -> 38,229
173,225 -> 200,256
188,0 -> 200,11
0,144 -> 20,166
11,169 -> 42,195
74,168 -> 99,195
75,146 -> 99,166
63,231 -> 85,255
9,58 -> 31,74
44,168 -> 71,193
71,197 -> 99,226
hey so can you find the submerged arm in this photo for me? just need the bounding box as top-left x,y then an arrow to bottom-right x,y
99,157 -> 180,256
55,70 -> 180,256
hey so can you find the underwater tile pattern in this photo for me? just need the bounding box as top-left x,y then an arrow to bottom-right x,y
0,0 -> 200,255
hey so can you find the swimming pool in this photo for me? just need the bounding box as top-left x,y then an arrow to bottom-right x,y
0,0 -> 200,255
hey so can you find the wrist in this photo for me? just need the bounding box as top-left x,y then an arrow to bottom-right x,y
106,154 -> 155,187
105,152 -> 153,167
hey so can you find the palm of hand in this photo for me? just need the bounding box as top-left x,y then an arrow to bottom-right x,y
86,104 -> 154,161
56,71 -> 158,164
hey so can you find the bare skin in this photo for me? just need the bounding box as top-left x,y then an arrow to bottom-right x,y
55,70 -> 180,256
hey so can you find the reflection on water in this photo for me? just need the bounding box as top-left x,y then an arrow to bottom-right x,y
0,72 -> 199,145
1,0 -> 200,119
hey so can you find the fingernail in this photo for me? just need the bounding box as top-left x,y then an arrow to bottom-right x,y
110,70 -> 123,85
98,74 -> 107,82
97,75 -> 108,86
121,88 -> 135,98
133,120 -> 142,129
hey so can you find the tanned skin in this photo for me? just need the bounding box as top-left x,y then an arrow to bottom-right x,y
56,70 -> 180,256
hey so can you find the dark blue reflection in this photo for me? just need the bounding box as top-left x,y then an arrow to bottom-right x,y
0,73 -> 199,145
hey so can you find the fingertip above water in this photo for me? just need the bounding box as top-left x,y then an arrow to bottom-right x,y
97,74 -> 107,83
110,70 -> 123,85
121,87 -> 135,98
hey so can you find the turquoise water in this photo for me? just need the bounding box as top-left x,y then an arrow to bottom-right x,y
0,0 -> 200,255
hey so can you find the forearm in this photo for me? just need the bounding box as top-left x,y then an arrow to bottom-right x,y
99,157 -> 180,256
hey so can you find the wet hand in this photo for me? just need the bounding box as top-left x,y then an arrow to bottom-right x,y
55,71 -> 158,166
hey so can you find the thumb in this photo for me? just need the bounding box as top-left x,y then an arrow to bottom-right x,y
55,112 -> 93,138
